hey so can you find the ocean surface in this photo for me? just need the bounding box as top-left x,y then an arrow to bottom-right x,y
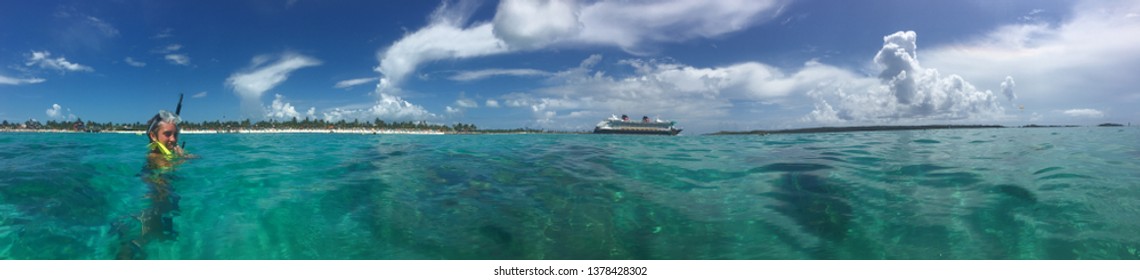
1,127 -> 1139,260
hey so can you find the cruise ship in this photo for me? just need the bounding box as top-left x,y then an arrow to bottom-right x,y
593,114 -> 682,136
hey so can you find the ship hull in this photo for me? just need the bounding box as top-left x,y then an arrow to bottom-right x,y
593,127 -> 682,136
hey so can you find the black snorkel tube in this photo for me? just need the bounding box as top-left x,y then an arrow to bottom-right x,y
175,93 -> 185,149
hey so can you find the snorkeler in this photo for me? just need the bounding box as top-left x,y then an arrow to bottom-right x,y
115,95 -> 193,259
146,110 -> 190,163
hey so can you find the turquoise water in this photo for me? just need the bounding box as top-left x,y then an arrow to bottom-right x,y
1,127 -> 1139,259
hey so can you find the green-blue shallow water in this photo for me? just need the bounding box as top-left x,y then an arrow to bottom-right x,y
2,127 -> 1139,259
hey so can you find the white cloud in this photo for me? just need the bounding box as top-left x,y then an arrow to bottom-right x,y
226,52 -> 322,102
45,104 -> 73,120
485,99 -> 500,108
502,92 -> 533,108
165,54 -> 191,65
25,51 -> 93,72
46,104 -> 63,118
334,77 -> 378,89
455,97 -> 478,108
306,107 -> 316,118
446,106 -> 462,114
492,0 -> 786,52
803,31 -> 1008,123
125,57 -> 146,67
1001,76 -> 1016,103
921,0 -> 1140,120
86,16 -> 120,37
370,93 -> 437,120
450,68 -> 551,81
570,0 -> 785,53
192,91 -> 207,98
375,0 -> 786,88
1062,108 -> 1104,118
265,94 -> 302,120
374,20 -> 509,89
156,44 -> 182,53
491,0 -> 581,49
801,99 -> 842,124
321,93 -> 437,122
0,75 -> 45,85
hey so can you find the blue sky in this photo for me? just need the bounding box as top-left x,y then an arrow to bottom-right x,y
2,0 -> 1138,134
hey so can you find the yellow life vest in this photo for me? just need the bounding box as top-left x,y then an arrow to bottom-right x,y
148,141 -> 175,160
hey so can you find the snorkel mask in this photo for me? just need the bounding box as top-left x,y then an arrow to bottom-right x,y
146,110 -> 182,158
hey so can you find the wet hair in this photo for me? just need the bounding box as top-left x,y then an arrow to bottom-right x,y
146,110 -> 181,143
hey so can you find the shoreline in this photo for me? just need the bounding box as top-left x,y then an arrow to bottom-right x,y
709,125 -> 1005,135
702,124 -> 1130,136
0,128 -> 446,135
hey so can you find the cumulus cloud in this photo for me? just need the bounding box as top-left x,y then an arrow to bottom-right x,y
46,104 -> 63,118
370,93 -> 437,120
502,92 -> 533,108
0,75 -> 45,85
124,57 -> 146,67
1062,108 -> 1104,118
490,0 -> 581,49
376,0 -> 786,88
804,31 -> 1007,123
165,54 -> 191,65
1001,76 -> 1016,103
25,51 -> 93,72
226,52 -> 322,102
321,93 -> 437,122
45,104 -> 74,120
921,0 -> 1140,120
450,68 -> 551,81
265,94 -> 302,120
485,99 -> 500,108
455,97 -> 478,108
192,91 -> 207,98
334,77 -> 378,89
446,106 -> 462,114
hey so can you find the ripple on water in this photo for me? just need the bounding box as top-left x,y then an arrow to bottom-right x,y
1036,173 -> 1095,180
846,157 -> 884,166
896,164 -> 951,175
1033,167 -> 1064,175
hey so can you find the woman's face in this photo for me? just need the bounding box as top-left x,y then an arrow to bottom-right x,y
152,122 -> 178,146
